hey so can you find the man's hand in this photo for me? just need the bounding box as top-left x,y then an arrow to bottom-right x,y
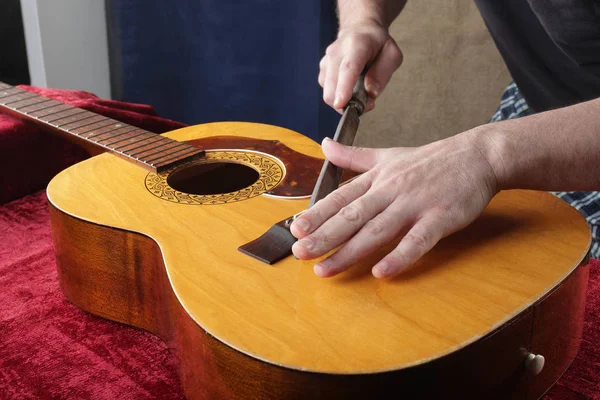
290,131 -> 499,278
320,23 -> 403,113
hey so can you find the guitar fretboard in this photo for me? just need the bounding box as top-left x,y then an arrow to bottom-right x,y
0,83 -> 203,173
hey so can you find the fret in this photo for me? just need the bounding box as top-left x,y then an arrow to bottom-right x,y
0,92 -> 29,105
81,122 -> 131,138
19,99 -> 61,114
119,136 -> 165,154
131,140 -> 182,159
29,104 -> 74,118
100,129 -> 147,146
95,128 -> 139,144
81,122 -> 129,137
2,92 -> 38,106
5,96 -> 50,110
52,112 -> 97,128
85,125 -> 136,141
113,131 -> 156,150
152,146 -> 204,169
145,144 -> 194,164
73,119 -> 120,136
107,130 -> 149,147
78,119 -> 128,138
0,87 -> 24,99
152,147 -> 204,168
144,143 -> 190,163
61,115 -> 108,131
44,108 -> 89,124
96,128 -> 140,146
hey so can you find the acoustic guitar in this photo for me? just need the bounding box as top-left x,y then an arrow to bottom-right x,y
0,83 -> 592,399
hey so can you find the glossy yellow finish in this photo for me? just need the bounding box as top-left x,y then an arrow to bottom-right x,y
47,122 -> 591,374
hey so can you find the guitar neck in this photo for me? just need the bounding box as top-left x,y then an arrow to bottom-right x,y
0,82 -> 203,173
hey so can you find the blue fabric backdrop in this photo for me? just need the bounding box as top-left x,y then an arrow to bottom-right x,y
106,1 -> 339,142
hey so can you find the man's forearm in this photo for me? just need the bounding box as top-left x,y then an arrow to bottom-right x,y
337,0 -> 407,30
475,98 -> 600,192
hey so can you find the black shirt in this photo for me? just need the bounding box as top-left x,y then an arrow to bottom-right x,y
475,0 -> 600,112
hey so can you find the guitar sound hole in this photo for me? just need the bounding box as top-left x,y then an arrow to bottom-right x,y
167,162 -> 260,195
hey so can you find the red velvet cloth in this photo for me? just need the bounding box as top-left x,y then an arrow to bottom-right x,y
0,191 -> 184,399
1,87 -> 599,399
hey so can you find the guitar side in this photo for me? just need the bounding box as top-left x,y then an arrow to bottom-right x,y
48,201 -> 589,399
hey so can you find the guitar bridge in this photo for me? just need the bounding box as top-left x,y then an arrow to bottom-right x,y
238,216 -> 299,265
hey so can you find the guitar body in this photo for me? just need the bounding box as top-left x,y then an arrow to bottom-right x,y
47,122 -> 591,399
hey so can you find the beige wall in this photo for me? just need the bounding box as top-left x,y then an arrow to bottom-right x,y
356,1 -> 511,148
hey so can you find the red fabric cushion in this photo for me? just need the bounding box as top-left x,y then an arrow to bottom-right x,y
1,87 -> 599,398
0,191 -> 184,399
